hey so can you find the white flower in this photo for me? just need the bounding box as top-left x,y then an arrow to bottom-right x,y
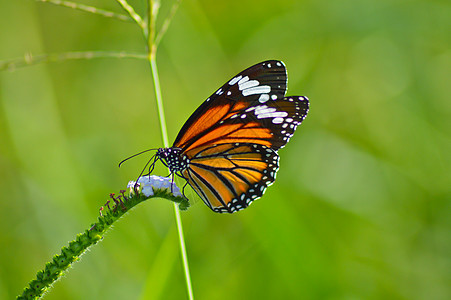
127,175 -> 182,197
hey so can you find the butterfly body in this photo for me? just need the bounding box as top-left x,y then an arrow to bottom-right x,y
155,60 -> 309,213
157,147 -> 188,172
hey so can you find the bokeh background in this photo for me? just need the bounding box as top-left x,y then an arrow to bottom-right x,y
0,0 -> 450,299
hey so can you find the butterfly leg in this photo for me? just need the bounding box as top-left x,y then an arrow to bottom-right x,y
181,181 -> 189,199
174,171 -> 189,200
170,172 -> 175,193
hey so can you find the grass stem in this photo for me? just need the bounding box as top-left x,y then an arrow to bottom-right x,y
148,44 -> 195,300
115,0 -> 146,30
147,1 -> 193,296
34,0 -> 132,21
0,51 -> 146,71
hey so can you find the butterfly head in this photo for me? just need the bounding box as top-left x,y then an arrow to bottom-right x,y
157,147 -> 189,173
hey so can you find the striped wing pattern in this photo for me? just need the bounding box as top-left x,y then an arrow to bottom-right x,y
174,60 -> 288,151
182,143 -> 279,213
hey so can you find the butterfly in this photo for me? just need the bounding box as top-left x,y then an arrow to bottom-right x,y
151,60 -> 309,213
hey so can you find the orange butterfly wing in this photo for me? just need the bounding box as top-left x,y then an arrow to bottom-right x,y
173,60 -> 291,151
181,143 -> 279,213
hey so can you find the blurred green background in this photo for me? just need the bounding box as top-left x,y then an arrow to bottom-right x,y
1,0 -> 450,299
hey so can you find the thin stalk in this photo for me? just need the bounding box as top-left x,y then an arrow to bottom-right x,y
34,0 -> 132,22
0,51 -> 146,71
149,58 -> 169,148
173,202 -> 195,300
115,0 -> 146,30
155,0 -> 181,48
147,1 -> 193,297
148,0 -> 160,59
149,52 -> 194,300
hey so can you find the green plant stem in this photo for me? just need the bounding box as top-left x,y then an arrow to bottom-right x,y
148,0 -> 160,58
115,0 -> 146,30
173,199 -> 195,300
17,189 -> 189,300
149,58 -> 169,148
155,0 -> 181,48
0,51 -> 146,71
34,0 -> 132,22
148,42 -> 194,300
147,1 -> 193,297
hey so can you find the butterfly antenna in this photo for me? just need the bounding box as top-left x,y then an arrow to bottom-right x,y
136,153 -> 158,180
118,148 -> 159,168
147,154 -> 159,175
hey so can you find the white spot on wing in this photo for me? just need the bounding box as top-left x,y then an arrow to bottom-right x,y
272,117 -> 284,124
254,106 -> 288,119
229,75 -> 242,85
237,76 -> 249,86
258,94 -> 270,103
255,107 -> 276,115
242,85 -> 271,96
256,111 -> 288,119
239,80 -> 259,90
